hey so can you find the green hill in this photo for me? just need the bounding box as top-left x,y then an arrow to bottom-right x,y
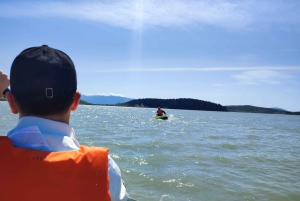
123,98 -> 227,112
226,105 -> 300,115
79,99 -> 93,105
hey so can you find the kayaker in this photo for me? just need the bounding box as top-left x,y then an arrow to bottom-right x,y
0,45 -> 133,201
156,107 -> 166,116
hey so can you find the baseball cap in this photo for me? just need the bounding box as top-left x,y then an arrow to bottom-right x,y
10,45 -> 77,101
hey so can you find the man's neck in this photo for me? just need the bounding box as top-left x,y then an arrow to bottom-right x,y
19,113 -> 71,124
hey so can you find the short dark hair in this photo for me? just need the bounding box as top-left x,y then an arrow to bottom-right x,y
10,45 -> 77,116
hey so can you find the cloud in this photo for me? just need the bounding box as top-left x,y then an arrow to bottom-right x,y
0,0 -> 299,30
232,70 -> 292,85
214,84 -> 225,87
87,92 -> 126,97
92,66 -> 300,73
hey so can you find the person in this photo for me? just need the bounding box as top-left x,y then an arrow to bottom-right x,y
0,70 -> 9,95
0,45 -> 134,201
156,107 -> 166,116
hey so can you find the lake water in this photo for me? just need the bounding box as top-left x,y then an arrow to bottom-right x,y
1,102 -> 300,201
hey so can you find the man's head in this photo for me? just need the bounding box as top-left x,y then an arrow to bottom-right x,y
9,45 -> 78,116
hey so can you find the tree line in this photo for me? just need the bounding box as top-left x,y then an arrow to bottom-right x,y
123,98 -> 228,112
226,105 -> 300,115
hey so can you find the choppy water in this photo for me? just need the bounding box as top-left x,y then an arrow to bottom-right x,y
1,102 -> 300,201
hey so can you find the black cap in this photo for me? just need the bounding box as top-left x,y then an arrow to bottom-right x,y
10,45 -> 77,101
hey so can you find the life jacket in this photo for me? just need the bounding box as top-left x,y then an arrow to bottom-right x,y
0,136 -> 111,201
157,109 -> 163,116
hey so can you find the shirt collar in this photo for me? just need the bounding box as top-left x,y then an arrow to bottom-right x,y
7,116 -> 80,152
8,116 -> 75,138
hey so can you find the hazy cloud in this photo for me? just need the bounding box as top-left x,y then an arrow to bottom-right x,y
0,0 -> 299,30
93,66 -> 300,73
214,84 -> 225,87
86,92 -> 126,97
232,70 -> 292,85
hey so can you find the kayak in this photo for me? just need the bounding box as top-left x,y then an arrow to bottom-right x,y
154,115 -> 168,120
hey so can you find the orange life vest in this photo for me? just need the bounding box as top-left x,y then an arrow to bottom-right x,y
157,109 -> 163,115
0,136 -> 111,201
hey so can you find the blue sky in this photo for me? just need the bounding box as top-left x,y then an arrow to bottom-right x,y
1,0 -> 300,111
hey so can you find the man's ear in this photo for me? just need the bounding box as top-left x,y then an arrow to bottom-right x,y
6,92 -> 19,114
70,91 -> 81,111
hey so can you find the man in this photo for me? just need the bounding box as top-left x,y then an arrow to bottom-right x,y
156,107 -> 166,116
0,45 -> 133,201
0,70 -> 9,94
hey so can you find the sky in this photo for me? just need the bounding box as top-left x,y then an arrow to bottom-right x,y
0,0 -> 300,111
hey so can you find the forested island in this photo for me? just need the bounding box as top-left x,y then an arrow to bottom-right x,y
123,98 -> 228,112
226,105 -> 300,115
79,99 -> 93,105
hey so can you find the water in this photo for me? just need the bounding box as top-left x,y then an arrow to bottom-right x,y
1,101 -> 300,201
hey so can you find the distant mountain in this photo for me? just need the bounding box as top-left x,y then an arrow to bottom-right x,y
226,105 -> 300,115
81,95 -> 133,105
123,98 -> 228,112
